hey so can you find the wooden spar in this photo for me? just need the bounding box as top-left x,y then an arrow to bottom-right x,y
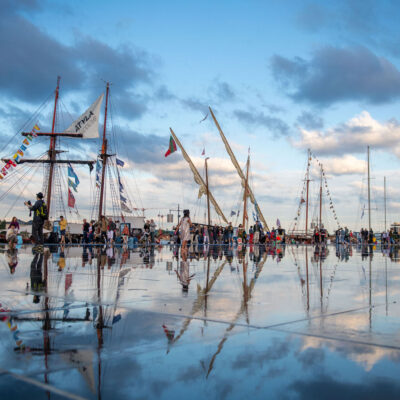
46,76 -> 60,217
205,157 -> 211,227
98,82 -> 110,222
3,159 -> 95,165
169,128 -> 228,224
243,154 -> 250,230
22,132 -> 83,138
209,107 -> 269,231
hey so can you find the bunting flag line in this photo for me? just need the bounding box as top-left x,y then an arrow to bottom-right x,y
0,124 -> 40,180
164,135 -> 177,157
117,170 -> 132,213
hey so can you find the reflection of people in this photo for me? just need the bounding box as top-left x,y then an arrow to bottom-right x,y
175,250 -> 195,292
57,245 -> 66,271
30,250 -> 45,303
176,209 -> 192,251
7,217 -> 19,249
6,247 -> 18,274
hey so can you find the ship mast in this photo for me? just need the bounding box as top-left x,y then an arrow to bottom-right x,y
305,149 -> 310,237
368,146 -> 371,231
98,82 -> 110,221
205,157 -> 211,227
46,76 -> 61,214
319,164 -> 323,230
243,153 -> 250,230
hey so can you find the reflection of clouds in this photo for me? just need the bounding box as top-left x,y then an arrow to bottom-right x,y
288,375 -> 400,400
300,335 -> 400,372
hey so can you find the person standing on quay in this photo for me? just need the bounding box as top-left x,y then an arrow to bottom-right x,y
59,216 -> 67,245
176,209 -> 192,252
25,192 -> 47,251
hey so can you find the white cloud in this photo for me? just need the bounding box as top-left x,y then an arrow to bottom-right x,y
294,111 -> 400,157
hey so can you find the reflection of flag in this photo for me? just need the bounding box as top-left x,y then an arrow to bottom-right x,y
116,158 -> 125,167
68,189 -> 75,208
65,273 -> 72,292
361,204 -> 365,219
165,135 -> 177,157
201,148 -> 205,156
112,314 -> 122,324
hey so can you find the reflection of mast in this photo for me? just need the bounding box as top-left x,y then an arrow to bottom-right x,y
209,107 -> 269,230
169,128 -> 228,223
96,250 -> 104,400
168,259 -> 227,350
384,176 -> 387,232
206,252 -> 268,378
306,247 -> 309,312
319,255 -> 323,312
369,255 -> 372,329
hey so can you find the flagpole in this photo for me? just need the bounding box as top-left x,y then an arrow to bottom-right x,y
205,157 -> 211,227
368,146 -> 371,232
384,176 -> 387,232
243,153 -> 250,231
305,149 -> 310,238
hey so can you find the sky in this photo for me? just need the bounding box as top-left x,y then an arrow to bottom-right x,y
1,0 -> 400,232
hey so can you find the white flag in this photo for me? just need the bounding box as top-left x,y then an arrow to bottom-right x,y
65,94 -> 104,139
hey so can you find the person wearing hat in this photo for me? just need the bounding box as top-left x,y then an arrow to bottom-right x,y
24,192 -> 47,250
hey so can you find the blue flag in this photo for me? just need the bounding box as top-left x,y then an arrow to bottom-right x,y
68,164 -> 80,185
116,158 -> 125,167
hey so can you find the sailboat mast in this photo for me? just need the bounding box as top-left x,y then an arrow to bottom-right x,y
305,149 -> 310,237
319,164 -> 323,230
46,76 -> 61,216
98,82 -> 110,221
367,146 -> 371,231
384,176 -> 387,232
205,157 -> 211,227
243,154 -> 250,230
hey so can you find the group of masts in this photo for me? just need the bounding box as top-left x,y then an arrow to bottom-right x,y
14,77 -> 112,221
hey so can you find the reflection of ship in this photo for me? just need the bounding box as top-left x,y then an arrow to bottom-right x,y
9,245 -> 131,398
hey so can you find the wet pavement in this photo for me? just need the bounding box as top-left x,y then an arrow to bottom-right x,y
1,243 -> 400,399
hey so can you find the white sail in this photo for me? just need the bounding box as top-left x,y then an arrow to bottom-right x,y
65,94 -> 104,139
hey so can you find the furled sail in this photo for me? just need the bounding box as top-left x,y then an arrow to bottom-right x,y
64,94 -> 104,139
209,107 -> 269,231
169,128 -> 228,224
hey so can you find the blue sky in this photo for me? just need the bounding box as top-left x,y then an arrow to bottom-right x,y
2,0 -> 400,231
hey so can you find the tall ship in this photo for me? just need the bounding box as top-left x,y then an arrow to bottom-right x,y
0,77 -> 144,232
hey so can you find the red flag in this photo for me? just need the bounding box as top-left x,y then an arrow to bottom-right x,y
68,188 -> 75,208
165,135 -> 177,157
201,148 -> 205,156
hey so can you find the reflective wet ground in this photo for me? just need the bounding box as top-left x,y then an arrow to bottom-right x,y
1,243 -> 400,399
